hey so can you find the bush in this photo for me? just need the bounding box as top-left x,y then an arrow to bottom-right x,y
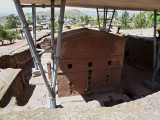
48,21 -> 59,30
36,26 -> 42,31
0,25 -> 7,45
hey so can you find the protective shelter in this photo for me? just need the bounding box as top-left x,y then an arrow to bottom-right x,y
13,0 -> 160,108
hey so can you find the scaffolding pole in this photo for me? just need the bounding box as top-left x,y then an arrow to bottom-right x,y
50,0 -> 55,108
96,8 -> 100,30
52,0 -> 66,106
150,10 -> 158,84
103,9 -> 106,31
32,4 -> 38,70
145,10 -> 160,88
108,10 -> 115,32
153,10 -> 157,70
22,4 -> 60,8
13,0 -> 55,108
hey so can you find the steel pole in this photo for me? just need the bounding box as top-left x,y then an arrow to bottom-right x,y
149,10 -> 158,83
13,0 -> 55,108
52,0 -> 66,106
50,0 -> 55,108
103,9 -> 106,31
32,4 -> 38,70
96,8 -> 100,30
108,10 -> 115,32
32,4 -> 36,46
22,4 -> 60,8
153,10 -> 157,70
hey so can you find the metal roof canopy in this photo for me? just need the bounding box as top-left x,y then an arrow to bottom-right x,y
20,0 -> 160,11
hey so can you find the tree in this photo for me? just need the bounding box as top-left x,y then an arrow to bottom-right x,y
89,18 -> 95,28
0,24 -> 7,45
96,18 -> 99,25
71,17 -> 76,21
5,14 -> 20,29
27,19 -> 32,25
114,11 -> 118,19
41,15 -> 45,18
121,10 -> 130,29
48,21 -> 59,30
36,15 -> 40,20
64,14 -> 67,19
84,15 -> 89,25
72,21 -> 77,25
80,16 -> 84,23
6,30 -> 19,43
37,19 -> 42,24
133,12 -> 147,28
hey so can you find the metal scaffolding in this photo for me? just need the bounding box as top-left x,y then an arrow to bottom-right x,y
96,8 -> 115,32
145,10 -> 160,88
13,0 -> 160,108
13,0 -> 66,108
32,4 -> 38,70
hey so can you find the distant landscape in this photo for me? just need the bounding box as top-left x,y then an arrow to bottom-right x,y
0,9 -> 159,45
0,9 -> 88,25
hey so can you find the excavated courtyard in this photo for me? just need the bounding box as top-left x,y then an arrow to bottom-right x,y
1,28 -> 160,119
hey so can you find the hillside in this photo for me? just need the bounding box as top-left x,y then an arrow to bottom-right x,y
0,9 -> 87,25
26,9 -> 87,18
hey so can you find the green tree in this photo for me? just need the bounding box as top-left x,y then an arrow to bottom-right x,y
5,14 -> 20,29
84,15 -> 89,25
72,21 -> 77,25
6,30 -> 19,43
121,10 -> 130,29
37,19 -> 42,24
114,11 -> 118,19
80,16 -> 84,23
89,18 -> 95,27
0,24 -> 7,45
48,21 -> 59,30
41,15 -> 45,18
96,18 -> 99,25
72,17 -> 76,21
145,12 -> 154,28
133,12 -> 147,28
27,19 -> 32,25
36,15 -> 40,20
64,14 -> 67,19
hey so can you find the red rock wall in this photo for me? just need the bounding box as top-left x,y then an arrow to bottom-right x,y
0,69 -> 25,107
0,49 -> 32,69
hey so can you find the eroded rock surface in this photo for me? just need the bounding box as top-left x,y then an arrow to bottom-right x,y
1,92 -> 160,120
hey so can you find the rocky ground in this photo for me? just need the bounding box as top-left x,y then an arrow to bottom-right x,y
0,28 -> 160,119
1,91 -> 160,120
1,52 -> 160,119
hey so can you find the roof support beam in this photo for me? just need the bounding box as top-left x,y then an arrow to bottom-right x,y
22,4 -> 60,8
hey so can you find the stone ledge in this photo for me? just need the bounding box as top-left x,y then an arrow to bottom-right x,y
0,68 -> 25,108
1,91 -> 160,120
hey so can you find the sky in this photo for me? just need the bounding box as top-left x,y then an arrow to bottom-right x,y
0,0 -> 139,16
